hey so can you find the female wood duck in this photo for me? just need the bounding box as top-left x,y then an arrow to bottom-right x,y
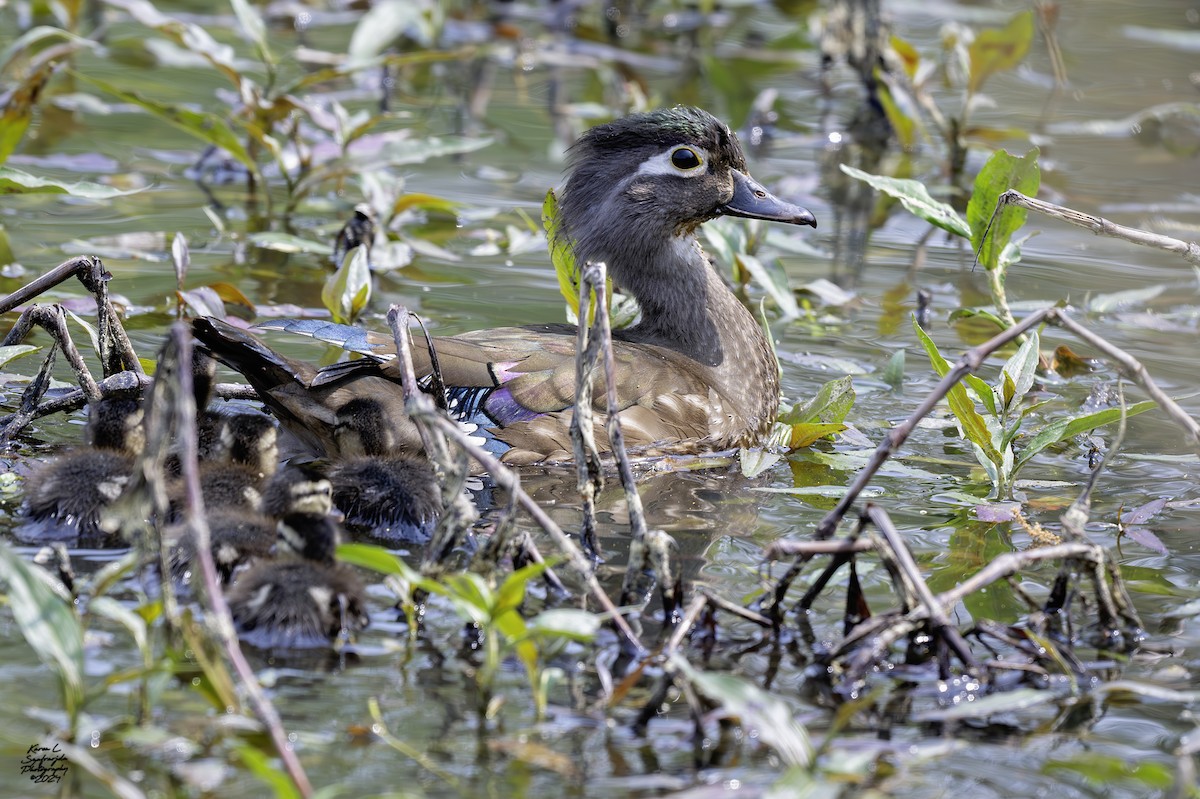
19,396 -> 144,542
193,107 -> 817,465
226,511 -> 369,649
328,397 -> 440,541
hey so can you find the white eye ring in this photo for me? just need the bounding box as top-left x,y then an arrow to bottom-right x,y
636,145 -> 710,178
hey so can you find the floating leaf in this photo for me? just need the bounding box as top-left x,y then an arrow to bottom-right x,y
206,282 -> 256,316
0,344 -> 40,368
916,687 -> 1058,721
787,422 -> 848,449
0,166 -> 143,199
839,165 -> 971,238
782,375 -> 856,426
1050,344 -> 1094,378
673,655 -> 812,767
968,10 -> 1035,95
247,232 -> 329,254
1122,497 -> 1168,526
177,286 -> 227,319
1124,526 -> 1168,555
967,147 -> 1040,272
322,245 -> 371,325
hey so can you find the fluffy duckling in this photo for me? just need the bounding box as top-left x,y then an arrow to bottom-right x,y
226,512 -> 369,649
169,411 -> 279,518
18,396 -> 144,542
328,397 -> 440,542
169,510 -> 275,585
170,462 -> 336,585
260,462 -> 335,518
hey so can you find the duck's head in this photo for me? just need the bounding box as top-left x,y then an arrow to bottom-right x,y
557,106 -> 816,274
268,464 -> 334,517
217,413 -> 279,477
277,512 -> 340,566
333,397 -> 395,458
86,397 -> 145,455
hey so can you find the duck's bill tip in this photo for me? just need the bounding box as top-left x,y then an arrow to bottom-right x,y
722,170 -> 818,228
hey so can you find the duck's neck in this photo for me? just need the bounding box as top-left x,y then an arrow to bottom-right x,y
610,233 -> 782,438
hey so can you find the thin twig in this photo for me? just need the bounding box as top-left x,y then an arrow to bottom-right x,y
997,190 -> 1200,266
1049,311 -> 1200,454
171,326 -> 314,799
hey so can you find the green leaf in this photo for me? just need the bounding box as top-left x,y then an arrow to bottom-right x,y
1015,400 -> 1156,472
967,147 -> 1040,271
787,423 -> 847,448
999,329 -> 1039,414
322,245 -> 371,324
673,655 -> 812,768
0,542 -> 85,717
913,319 -> 1004,467
839,165 -> 971,238
336,542 -> 441,595
74,73 -> 259,177
0,344 -> 40,368
542,189 -> 579,312
496,560 -> 550,616
247,232 -> 329,255
0,166 -> 144,199
781,375 -> 856,425
89,597 -> 149,659
525,609 -> 601,642
968,10 -> 1035,95
230,0 -> 272,65
735,253 -> 799,320
232,742 -> 303,799
348,0 -> 440,67
881,348 -> 905,389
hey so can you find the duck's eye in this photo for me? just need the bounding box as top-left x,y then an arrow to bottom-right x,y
670,147 -> 703,171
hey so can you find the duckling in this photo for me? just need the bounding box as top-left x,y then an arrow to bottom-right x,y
170,462 -> 334,585
260,462 -> 335,518
168,509 -> 275,585
328,397 -> 440,542
226,512 -> 369,649
168,411 -> 279,519
18,396 -> 144,542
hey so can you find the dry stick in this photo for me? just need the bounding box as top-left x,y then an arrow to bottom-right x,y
863,504 -> 978,672
0,255 -> 96,316
815,308 -> 1052,539
587,263 -> 650,543
2,304 -> 103,402
569,274 -> 605,560
996,190 -> 1200,267
0,347 -> 58,446
382,306 -> 643,654
170,327 -> 314,799
73,255 -> 143,377
1049,311 -> 1200,454
697,588 -> 773,629
763,539 -> 875,559
0,374 -> 263,431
